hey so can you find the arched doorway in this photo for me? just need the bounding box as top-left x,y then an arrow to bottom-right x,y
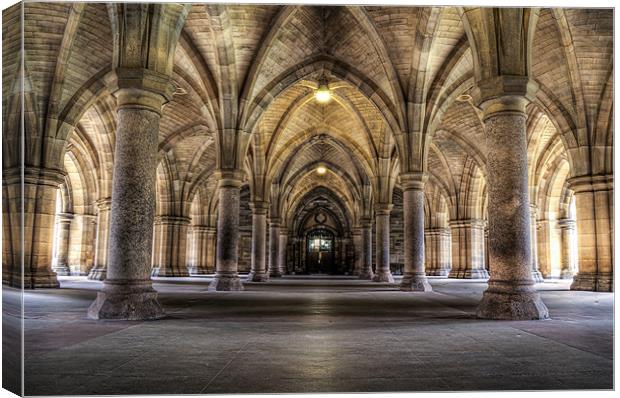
305,228 -> 336,274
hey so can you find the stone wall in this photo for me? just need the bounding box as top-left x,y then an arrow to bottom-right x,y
390,188 -> 404,275
238,185 -> 252,273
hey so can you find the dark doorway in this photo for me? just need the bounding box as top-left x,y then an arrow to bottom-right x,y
305,228 -> 335,274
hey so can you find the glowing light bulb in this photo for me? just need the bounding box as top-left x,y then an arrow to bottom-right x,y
316,166 -> 327,175
315,85 -> 331,103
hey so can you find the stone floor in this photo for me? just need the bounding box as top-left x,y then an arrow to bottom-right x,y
11,276 -> 615,395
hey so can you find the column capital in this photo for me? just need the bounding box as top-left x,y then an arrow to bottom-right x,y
268,217 -> 281,227
400,172 -> 428,191
81,213 -> 98,222
95,197 -> 112,212
4,167 -> 66,187
557,218 -> 576,230
105,68 -> 176,114
215,169 -> 245,188
279,227 -> 289,235
449,219 -> 485,229
567,174 -> 613,194
190,225 -> 210,233
360,218 -> 373,228
425,227 -> 450,236
471,76 -> 538,119
154,215 -> 191,225
57,212 -> 74,223
250,201 -> 269,214
375,203 -> 393,215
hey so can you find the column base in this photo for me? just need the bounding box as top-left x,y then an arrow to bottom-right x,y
87,267 -> 107,281
570,272 -> 613,292
400,273 -> 432,292
358,269 -> 374,280
87,283 -> 165,320
3,271 -> 60,289
188,267 -> 210,275
208,274 -> 244,291
476,284 -> 549,320
246,271 -> 269,282
372,270 -> 394,283
151,267 -> 190,277
269,271 -> 282,278
559,270 -> 575,279
426,268 -> 450,277
449,269 -> 490,279
531,270 -> 544,283
52,265 -> 71,276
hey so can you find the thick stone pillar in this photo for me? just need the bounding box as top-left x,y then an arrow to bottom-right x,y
152,215 -> 190,277
88,198 -> 111,280
209,173 -> 244,291
188,225 -> 210,275
474,89 -> 548,320
558,218 -> 576,279
536,219 -> 552,277
352,227 -> 363,276
425,227 -> 451,276
268,218 -> 281,277
247,201 -> 268,282
530,205 -> 544,282
52,212 -> 73,276
206,227 -> 217,273
569,175 -> 613,291
372,204 -> 394,283
448,219 -> 489,279
67,214 -> 97,275
484,224 -> 490,271
400,174 -> 431,291
88,72 -> 174,320
359,221 -> 374,279
278,228 -> 289,276
3,168 -> 64,288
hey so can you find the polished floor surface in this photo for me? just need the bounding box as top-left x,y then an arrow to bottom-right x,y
14,276 -> 615,394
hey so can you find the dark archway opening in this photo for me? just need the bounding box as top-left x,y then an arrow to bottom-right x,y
305,228 -> 336,274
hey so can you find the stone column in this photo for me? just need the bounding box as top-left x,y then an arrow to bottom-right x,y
400,174 -> 431,291
3,168 -> 64,288
530,205 -> 544,283
52,212 -> 73,276
352,227 -> 363,276
448,219 -> 489,279
67,214 -> 97,275
558,218 -> 576,279
268,218 -> 281,277
425,227 -> 451,277
88,198 -> 111,280
209,173 -> 244,291
81,214 -> 98,275
206,226 -> 217,273
88,72 -> 174,320
536,219 -> 552,277
151,215 -> 190,277
278,228 -> 289,276
484,224 -> 490,271
247,201 -> 268,282
474,90 -> 549,320
188,225 -> 210,275
372,204 -> 394,283
359,221 -> 374,279
569,175 -> 613,291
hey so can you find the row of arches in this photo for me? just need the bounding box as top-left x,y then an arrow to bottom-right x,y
2,5 -> 613,324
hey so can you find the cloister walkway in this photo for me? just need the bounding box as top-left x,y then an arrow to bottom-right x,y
9,276 -> 613,395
